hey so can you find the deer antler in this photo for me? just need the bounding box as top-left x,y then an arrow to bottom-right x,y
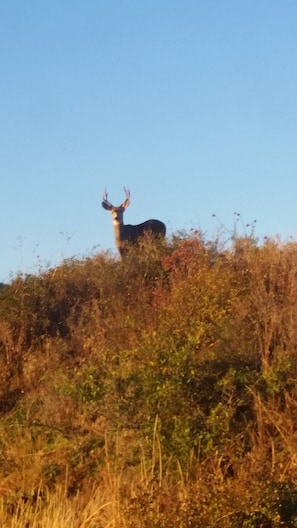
123,187 -> 130,200
102,187 -> 113,210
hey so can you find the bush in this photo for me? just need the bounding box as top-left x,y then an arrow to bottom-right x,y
1,233 -> 297,525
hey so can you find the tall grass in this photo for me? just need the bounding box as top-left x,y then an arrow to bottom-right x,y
1,232 -> 297,525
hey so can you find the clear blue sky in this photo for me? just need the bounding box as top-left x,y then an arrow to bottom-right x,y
1,1 -> 297,282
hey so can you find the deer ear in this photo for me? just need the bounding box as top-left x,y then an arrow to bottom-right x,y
121,198 -> 130,209
102,201 -> 112,211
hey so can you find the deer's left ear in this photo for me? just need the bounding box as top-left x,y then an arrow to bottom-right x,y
121,187 -> 131,209
121,197 -> 130,209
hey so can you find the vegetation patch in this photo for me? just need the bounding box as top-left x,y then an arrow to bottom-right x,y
1,230 -> 297,526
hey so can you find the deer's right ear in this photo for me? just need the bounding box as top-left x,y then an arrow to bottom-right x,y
102,201 -> 112,211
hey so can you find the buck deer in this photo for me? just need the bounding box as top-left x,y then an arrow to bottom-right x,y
102,187 -> 166,257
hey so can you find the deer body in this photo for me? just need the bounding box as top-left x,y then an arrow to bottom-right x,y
102,188 -> 166,257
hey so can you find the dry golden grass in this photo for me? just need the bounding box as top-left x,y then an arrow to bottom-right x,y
1,233 -> 297,525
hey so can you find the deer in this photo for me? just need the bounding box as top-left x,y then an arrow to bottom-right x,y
102,187 -> 166,257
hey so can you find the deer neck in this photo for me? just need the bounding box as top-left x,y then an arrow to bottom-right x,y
113,220 -> 125,246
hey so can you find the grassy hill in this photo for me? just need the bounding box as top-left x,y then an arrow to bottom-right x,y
1,230 -> 297,527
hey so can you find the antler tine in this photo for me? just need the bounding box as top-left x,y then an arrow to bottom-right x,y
123,187 -> 130,199
103,187 -> 112,204
102,186 -> 114,211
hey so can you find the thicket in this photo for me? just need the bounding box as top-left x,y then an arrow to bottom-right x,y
1,230 -> 297,526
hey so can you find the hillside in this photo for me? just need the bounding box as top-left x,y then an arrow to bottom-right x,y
1,231 -> 297,527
